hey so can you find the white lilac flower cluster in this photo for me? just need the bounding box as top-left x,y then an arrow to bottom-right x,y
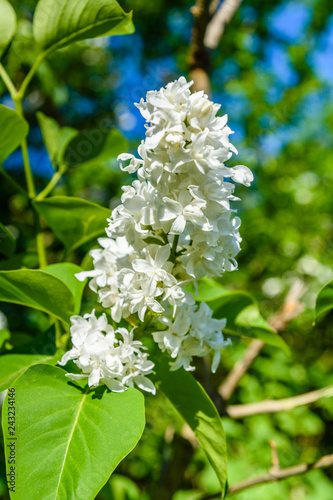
60,77 -> 253,393
59,311 -> 156,393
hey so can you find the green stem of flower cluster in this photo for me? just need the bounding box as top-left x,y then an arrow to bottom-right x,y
16,52 -> 48,101
35,165 -> 66,201
0,63 -> 17,99
0,61 -> 51,268
170,234 -> 180,264
14,99 -> 36,198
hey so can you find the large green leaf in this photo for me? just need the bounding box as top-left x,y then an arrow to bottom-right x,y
0,269 -> 75,322
42,263 -> 86,315
195,279 -> 289,354
36,112 -> 78,168
33,196 -> 110,253
0,0 -> 16,56
154,358 -> 228,498
3,364 -> 145,500
315,279 -> 333,321
0,326 -> 57,392
0,222 -> 16,257
33,0 -> 134,53
0,105 -> 29,163
64,128 -> 128,168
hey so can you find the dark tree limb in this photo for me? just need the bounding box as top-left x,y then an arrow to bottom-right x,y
188,0 -> 212,94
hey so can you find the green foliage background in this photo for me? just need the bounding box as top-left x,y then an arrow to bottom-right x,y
0,0 -> 332,499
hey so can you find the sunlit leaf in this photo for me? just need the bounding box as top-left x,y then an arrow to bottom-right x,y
0,105 -> 29,163
0,269 -> 75,322
155,357 -> 228,498
33,0 -> 134,53
0,0 -> 16,56
42,263 -> 86,314
36,112 -> 78,168
3,364 -> 145,499
33,196 -> 110,253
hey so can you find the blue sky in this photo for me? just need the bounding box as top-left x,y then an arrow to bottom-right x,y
2,0 -> 333,175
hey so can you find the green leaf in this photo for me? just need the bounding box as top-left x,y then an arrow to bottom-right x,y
33,0 -> 134,53
0,326 -> 57,392
315,279 -> 333,321
3,364 -> 145,499
0,269 -> 75,322
64,128 -> 128,168
0,222 -> 16,257
195,279 -> 289,354
42,263 -> 86,315
154,358 -> 227,498
36,112 -> 78,168
33,196 -> 110,253
0,0 -> 16,56
0,105 -> 29,163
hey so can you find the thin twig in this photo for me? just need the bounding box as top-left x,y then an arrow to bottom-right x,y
219,338 -> 264,400
204,0 -> 243,49
199,454 -> 333,499
228,454 -> 333,496
227,385 -> 333,419
219,279 -> 307,401
269,440 -> 280,474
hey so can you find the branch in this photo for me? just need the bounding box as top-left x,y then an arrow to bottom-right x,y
226,385 -> 333,419
219,338 -> 263,400
219,279 -> 307,401
188,0 -> 212,94
180,384 -> 333,452
227,454 -> 333,496
204,0 -> 243,49
199,454 -> 333,499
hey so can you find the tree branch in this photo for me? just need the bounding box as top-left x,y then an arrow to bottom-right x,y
226,385 -> 333,419
219,338 -> 264,400
199,454 -> 333,499
204,0 -> 243,50
188,0 -> 212,94
218,279 -> 307,401
228,454 -> 333,496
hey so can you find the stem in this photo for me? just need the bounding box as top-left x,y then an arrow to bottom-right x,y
16,52 -> 47,100
0,63 -> 17,99
0,165 -> 28,197
14,96 -> 47,268
35,166 -> 66,201
55,319 -> 62,349
35,214 -> 47,268
14,99 -> 36,198
170,234 -> 179,264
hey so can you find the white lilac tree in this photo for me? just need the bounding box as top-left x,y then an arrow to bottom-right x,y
0,1 -> 332,499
